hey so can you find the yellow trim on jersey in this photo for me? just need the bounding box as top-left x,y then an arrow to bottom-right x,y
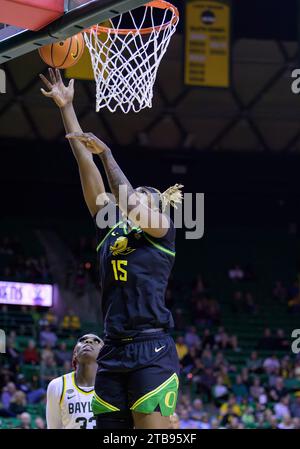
71,372 -> 94,395
130,373 -> 179,410
96,221 -> 123,252
93,392 -> 120,412
59,375 -> 66,406
143,233 -> 175,257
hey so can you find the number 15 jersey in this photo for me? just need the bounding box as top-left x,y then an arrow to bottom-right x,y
95,213 -> 176,339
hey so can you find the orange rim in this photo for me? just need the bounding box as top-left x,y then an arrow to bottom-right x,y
86,0 -> 179,36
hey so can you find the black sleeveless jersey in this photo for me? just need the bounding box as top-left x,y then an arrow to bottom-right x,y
95,213 -> 176,338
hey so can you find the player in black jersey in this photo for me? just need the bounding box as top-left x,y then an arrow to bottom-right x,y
40,69 -> 183,429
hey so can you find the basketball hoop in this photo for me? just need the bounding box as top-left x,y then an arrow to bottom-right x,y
84,1 -> 179,113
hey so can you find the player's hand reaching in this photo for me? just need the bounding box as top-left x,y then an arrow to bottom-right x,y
40,68 -> 74,108
66,132 -> 110,155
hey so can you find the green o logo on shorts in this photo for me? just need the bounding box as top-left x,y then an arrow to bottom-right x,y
131,373 -> 179,417
165,391 -> 177,409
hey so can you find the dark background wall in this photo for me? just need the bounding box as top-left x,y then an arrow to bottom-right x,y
2,140 -> 300,226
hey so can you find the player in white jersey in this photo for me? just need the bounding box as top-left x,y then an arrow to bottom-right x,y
46,334 -> 103,429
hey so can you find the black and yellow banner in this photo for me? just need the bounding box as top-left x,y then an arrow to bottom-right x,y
184,0 -> 230,87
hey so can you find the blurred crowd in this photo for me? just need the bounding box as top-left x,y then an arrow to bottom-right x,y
1,313 -> 300,428
173,326 -> 300,429
0,236 -> 52,283
62,236 -> 98,295
0,306 -> 81,428
1,232 -> 300,429
174,390 -> 300,429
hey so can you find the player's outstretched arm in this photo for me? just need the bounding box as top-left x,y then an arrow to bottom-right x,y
66,132 -> 169,238
40,69 -> 107,217
46,378 -> 63,429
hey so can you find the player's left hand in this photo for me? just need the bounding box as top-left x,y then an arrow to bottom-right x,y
66,132 -> 110,155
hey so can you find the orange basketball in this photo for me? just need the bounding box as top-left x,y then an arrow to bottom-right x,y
38,33 -> 85,69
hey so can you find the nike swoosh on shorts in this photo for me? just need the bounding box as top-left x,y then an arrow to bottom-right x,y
155,345 -> 166,353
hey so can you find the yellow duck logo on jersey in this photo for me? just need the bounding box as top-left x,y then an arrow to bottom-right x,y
110,236 -> 136,256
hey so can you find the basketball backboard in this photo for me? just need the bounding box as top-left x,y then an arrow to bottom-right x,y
0,0 -> 147,63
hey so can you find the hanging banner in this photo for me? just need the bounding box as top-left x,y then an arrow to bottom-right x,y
0,281 -> 53,307
184,0 -> 230,87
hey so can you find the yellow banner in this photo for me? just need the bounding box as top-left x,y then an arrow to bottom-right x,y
65,46 -> 94,80
65,21 -> 111,81
184,0 -> 230,87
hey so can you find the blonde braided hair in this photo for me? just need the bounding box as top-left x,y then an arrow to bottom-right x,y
160,183 -> 184,212
137,184 -> 184,212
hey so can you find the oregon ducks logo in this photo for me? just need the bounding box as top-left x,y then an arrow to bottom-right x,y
110,236 -> 135,256
164,391 -> 177,409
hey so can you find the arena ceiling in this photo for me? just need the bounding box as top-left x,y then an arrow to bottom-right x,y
1,0 -> 300,152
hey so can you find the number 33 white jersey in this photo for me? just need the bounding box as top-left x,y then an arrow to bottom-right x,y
46,371 -> 96,429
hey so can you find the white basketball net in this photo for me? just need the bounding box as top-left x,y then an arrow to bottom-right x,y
84,1 -> 179,113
